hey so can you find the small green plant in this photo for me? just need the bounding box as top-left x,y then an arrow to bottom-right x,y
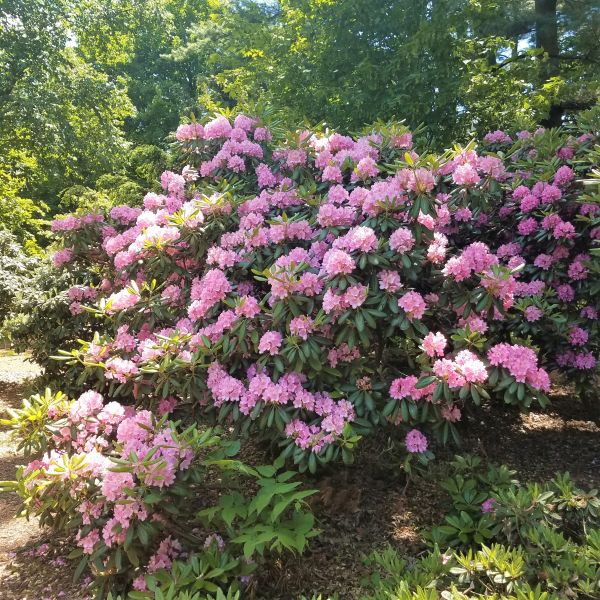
362,458 -> 600,599
108,582 -> 241,600
429,456 -> 600,550
428,455 -> 518,547
199,459 -> 318,558
363,532 -> 600,600
0,387 -> 70,454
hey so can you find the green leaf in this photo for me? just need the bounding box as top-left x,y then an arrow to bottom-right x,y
416,375 -> 436,389
73,556 -> 89,582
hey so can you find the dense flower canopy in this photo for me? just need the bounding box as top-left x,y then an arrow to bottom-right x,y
49,114 -> 598,471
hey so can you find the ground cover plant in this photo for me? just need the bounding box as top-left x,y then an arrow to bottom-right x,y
362,456 -> 600,599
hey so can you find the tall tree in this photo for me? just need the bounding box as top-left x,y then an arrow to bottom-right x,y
197,0 -> 599,142
0,0 -> 134,228
72,0 -> 224,144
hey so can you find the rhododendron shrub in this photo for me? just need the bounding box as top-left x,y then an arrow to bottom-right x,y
45,114 -> 598,471
1,389 -> 316,597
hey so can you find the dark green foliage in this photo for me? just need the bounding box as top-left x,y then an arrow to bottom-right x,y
4,260 -> 106,386
207,1 -> 600,144
0,231 -> 39,329
362,457 -> 600,599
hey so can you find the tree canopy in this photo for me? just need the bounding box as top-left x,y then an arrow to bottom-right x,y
1,0 -> 598,245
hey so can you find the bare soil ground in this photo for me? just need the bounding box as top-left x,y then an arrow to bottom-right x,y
0,353 -> 598,600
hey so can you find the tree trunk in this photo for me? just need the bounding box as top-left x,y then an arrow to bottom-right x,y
535,0 -> 562,127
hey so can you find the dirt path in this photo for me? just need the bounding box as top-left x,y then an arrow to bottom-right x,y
0,352 -> 89,600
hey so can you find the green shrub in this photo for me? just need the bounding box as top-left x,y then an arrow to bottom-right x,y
428,456 -> 599,549
0,387 -> 70,455
362,458 -> 600,599
4,259 -> 107,384
0,230 -> 40,335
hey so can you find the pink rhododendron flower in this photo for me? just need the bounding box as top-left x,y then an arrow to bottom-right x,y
333,226 -> 378,253
409,168 -> 436,193
289,316 -> 314,340
442,404 -> 461,422
389,227 -> 415,253
53,248 -> 74,267
553,165 -> 574,186
487,344 -> 550,391
517,218 -> 538,236
378,270 -> 402,292
398,291 -> 426,321
322,164 -> 343,183
484,130 -> 512,144
328,344 -> 360,368
417,211 -> 436,229
188,269 -> 231,321
452,163 -> 480,186
258,331 -> 283,355
405,429 -> 428,453
354,156 -> 380,180
106,288 -> 140,314
204,115 -> 232,139
569,327 -> 588,346
322,249 -> 355,276
524,306 -> 543,322
101,471 -> 134,502
235,295 -> 261,318
422,332 -> 447,358
78,529 -> 100,555
557,284 -> 575,302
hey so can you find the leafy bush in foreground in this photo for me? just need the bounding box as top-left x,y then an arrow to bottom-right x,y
363,459 -> 600,599
1,389 -> 316,598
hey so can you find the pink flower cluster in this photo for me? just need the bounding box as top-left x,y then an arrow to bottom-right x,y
484,130 -> 513,145
421,332 -> 447,357
398,291 -> 426,321
389,227 -> 415,253
432,350 -> 488,388
390,375 -> 435,402
188,269 -> 231,321
206,362 -> 354,449
51,213 -> 104,232
322,285 -> 368,313
321,249 -> 355,276
442,242 -> 498,282
487,344 -> 550,391
26,390 -> 197,567
258,331 -> 283,355
405,429 -> 428,453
